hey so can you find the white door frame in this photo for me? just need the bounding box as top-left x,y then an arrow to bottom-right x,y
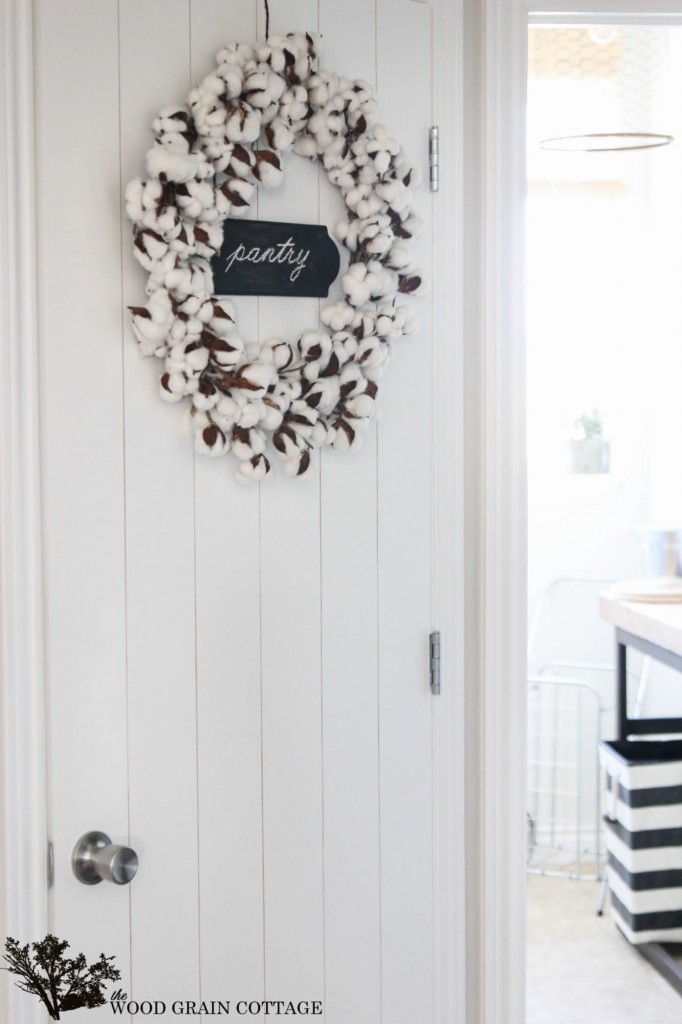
0,1 -> 49,1021
483,3 -> 682,1023
0,3 -> 469,1023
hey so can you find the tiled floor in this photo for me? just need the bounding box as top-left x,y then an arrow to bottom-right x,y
527,874 -> 682,1024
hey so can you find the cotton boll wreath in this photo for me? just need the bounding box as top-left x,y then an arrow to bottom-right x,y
125,32 -> 424,483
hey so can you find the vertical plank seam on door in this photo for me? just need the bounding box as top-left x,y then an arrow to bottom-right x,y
254,2 -> 266,997
317,0 -> 327,1005
188,1 -> 203,1003
116,0 -> 134,995
374,4 -> 384,1022
428,2 -> 439,1017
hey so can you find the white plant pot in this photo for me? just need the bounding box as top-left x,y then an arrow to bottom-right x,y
568,438 -> 610,474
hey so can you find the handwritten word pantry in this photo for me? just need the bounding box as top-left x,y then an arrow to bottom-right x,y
223,238 -> 310,283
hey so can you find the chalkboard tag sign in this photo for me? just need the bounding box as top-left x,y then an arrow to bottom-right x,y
211,218 -> 341,299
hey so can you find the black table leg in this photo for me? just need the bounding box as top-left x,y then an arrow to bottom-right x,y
617,640 -> 628,740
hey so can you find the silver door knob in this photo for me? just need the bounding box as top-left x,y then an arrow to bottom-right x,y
72,831 -> 138,886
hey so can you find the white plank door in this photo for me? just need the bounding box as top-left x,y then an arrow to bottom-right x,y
35,1 -> 438,1021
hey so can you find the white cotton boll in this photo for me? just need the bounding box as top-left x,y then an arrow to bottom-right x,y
321,301 -> 356,332
158,372 -> 187,403
164,266 -> 202,301
209,335 -> 244,368
265,118 -> 295,153
253,150 -> 284,188
397,306 -> 419,336
307,71 -> 339,108
331,421 -> 354,453
345,393 -> 375,421
332,332 -> 358,365
189,408 -> 210,433
307,379 -> 340,415
145,147 -> 209,185
399,214 -> 423,239
140,178 -> 163,210
194,421 -> 229,458
176,180 -> 217,220
152,106 -> 193,138
286,31 -> 318,81
235,402 -> 261,429
320,136 -> 350,168
339,362 -> 364,392
357,338 -> 388,369
280,455 -> 301,477
273,426 -> 304,458
261,401 -> 284,431
228,145 -> 256,178
185,345 -> 210,373
156,205 -> 182,234
236,454 -> 270,484
344,184 -> 382,219
271,341 -> 295,371
176,296 -> 200,318
299,331 -> 331,360
366,125 -> 400,173
311,421 -> 330,448
167,342 -> 191,372
356,194 -> 384,220
328,164 -> 357,191
342,264 -> 371,308
385,242 -> 413,269
232,426 -> 266,460
351,311 -> 377,340
220,177 -> 254,212
213,393 -> 237,421
293,135 -> 318,160
242,341 -> 260,362
133,229 -> 169,269
192,384 -> 220,412
217,42 -> 256,68
238,362 -> 276,394
279,86 -> 309,132
200,73 -> 225,98
376,179 -> 411,214
147,288 -> 174,324
125,178 -> 145,222
257,40 -> 279,70
272,379 -> 302,407
215,62 -> 244,99
225,103 -> 261,144
335,219 -> 352,248
162,312 -> 186,342
155,130 -> 193,153
361,223 -> 394,256
375,311 -> 398,339
246,68 -> 286,107
131,319 -> 168,357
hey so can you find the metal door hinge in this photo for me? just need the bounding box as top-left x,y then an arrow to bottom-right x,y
429,126 -> 439,193
430,631 -> 441,695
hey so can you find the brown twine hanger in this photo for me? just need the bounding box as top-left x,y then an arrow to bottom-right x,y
264,0 -> 270,41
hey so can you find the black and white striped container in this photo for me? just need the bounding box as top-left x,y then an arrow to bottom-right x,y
600,739 -> 682,944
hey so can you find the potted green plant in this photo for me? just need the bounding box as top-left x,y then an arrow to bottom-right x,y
569,408 -> 610,474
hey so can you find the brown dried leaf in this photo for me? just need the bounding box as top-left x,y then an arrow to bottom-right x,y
398,274 -> 422,295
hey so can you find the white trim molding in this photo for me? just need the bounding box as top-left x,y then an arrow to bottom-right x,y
0,0 -> 49,1020
482,1 -> 528,1023
432,1 -> 467,1022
